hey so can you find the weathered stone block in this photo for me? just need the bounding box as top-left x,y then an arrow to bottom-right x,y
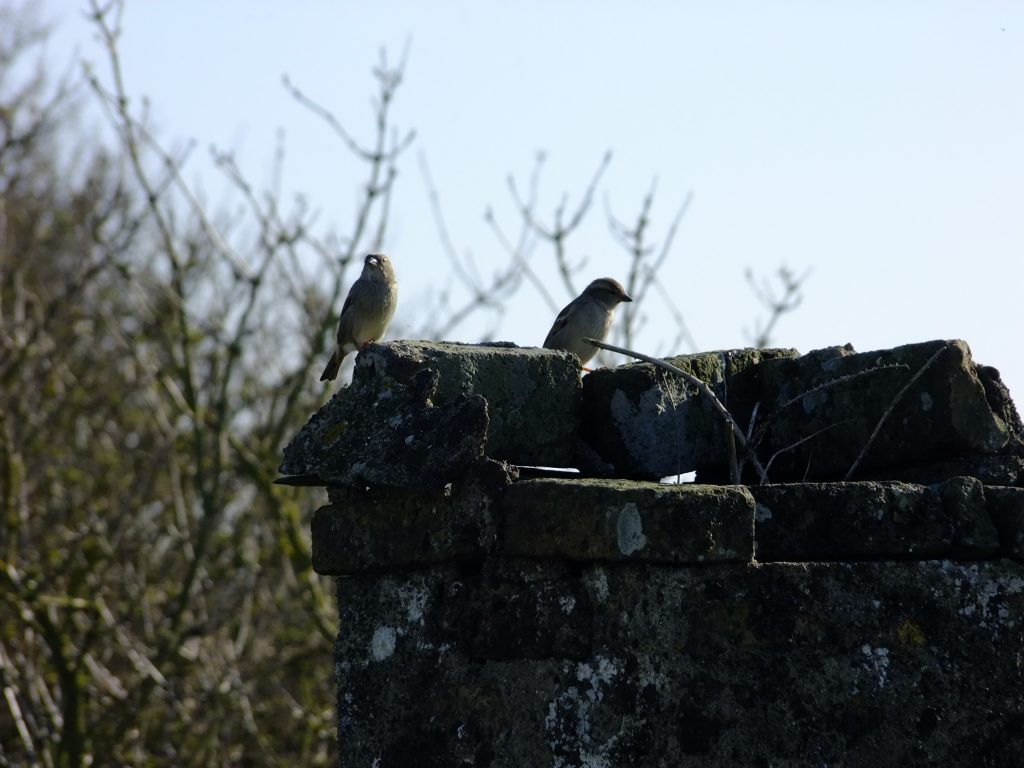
581,347 -> 797,480
501,477 -> 754,563
446,559 -> 594,660
580,339 -> 1020,484
355,340 -> 582,467
312,462 -> 515,574
280,366 -> 488,488
747,339 -> 1016,482
334,560 -> 1024,767
865,453 -> 1024,487
936,475 -> 1000,558
986,485 -> 1024,561
750,481 -> 952,561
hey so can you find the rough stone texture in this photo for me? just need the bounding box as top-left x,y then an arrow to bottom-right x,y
750,478 -> 1008,563
744,339 -> 1019,483
936,475 -> 1001,558
987,485 -> 1024,561
581,347 -> 798,480
501,478 -> 753,563
750,481 -> 952,562
312,461 -> 516,574
280,366 -> 488,488
865,453 -> 1024,487
335,559 -> 1024,768
354,340 -> 582,467
581,339 -> 1022,484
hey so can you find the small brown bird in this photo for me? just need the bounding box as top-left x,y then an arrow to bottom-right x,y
543,277 -> 633,367
320,253 -> 399,381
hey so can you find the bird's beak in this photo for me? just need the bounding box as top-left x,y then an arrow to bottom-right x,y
367,255 -> 380,268
622,292 -> 634,302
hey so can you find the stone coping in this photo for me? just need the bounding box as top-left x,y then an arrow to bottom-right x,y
312,477 -> 1024,575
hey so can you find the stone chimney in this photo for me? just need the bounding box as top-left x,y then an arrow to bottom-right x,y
280,339 -> 1024,767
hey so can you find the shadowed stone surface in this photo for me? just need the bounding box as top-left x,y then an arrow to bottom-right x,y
581,339 -> 1022,484
936,475 -> 1001,558
335,559 -> 1024,768
279,366 -> 488,488
987,485 -> 1024,561
450,559 -> 595,661
750,482 -> 952,562
866,453 -> 1024,487
312,461 -> 517,574
744,339 -> 1019,483
581,347 -> 797,480
501,478 -> 754,563
355,340 -> 582,467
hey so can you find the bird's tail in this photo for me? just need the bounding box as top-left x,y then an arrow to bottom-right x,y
319,350 -> 341,382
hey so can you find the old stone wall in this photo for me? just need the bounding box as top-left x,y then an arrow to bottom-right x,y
281,339 -> 1024,767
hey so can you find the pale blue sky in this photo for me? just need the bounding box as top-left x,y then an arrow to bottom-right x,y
51,1 -> 1024,401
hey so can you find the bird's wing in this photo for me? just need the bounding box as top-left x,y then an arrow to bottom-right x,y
335,278 -> 366,339
338,284 -> 359,320
543,295 -> 581,346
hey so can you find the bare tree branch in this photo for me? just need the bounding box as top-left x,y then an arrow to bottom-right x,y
745,264 -> 811,348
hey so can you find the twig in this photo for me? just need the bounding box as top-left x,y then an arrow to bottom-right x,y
843,345 -> 947,480
745,265 -> 811,348
761,420 -> 852,484
509,151 -> 611,297
281,72 -> 415,164
648,275 -> 699,353
605,184 -> 694,349
419,152 -> 484,299
484,208 -> 559,314
773,364 -> 908,414
746,401 -> 761,442
1,660 -> 37,761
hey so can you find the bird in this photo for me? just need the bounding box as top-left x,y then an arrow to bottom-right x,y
320,253 -> 399,381
543,277 -> 632,368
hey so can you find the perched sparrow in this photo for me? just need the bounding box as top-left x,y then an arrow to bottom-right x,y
320,253 -> 399,381
543,277 -> 632,367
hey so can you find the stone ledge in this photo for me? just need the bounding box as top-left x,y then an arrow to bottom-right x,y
500,478 -> 754,564
312,462 -> 514,574
749,477 -> 1002,562
312,477 -> 1022,575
